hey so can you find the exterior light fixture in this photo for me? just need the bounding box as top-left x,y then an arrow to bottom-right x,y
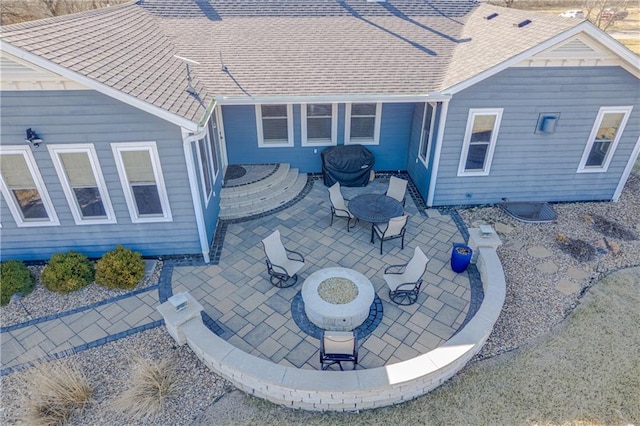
25,128 -> 44,147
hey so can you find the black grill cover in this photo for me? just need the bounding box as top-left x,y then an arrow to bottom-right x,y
321,145 -> 375,187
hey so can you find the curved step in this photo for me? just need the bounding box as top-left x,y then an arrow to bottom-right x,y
219,170 -> 307,220
220,164 -> 290,200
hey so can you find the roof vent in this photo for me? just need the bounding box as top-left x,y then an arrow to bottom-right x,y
486,13 -> 499,20
516,19 -> 532,28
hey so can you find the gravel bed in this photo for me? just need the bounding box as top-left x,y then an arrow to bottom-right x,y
0,261 -> 162,328
461,174 -> 640,359
0,327 -> 232,425
317,278 -> 358,304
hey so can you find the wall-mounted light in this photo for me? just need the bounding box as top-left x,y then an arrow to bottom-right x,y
25,128 -> 44,147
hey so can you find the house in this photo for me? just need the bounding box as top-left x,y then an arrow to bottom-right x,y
1,0 -> 638,262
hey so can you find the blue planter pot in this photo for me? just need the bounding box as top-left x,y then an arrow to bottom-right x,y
451,243 -> 472,273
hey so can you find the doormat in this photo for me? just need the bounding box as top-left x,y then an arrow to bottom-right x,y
225,165 -> 246,180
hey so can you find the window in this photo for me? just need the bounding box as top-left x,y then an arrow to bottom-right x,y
255,104 -> 294,147
345,102 -> 381,145
207,113 -> 220,179
301,103 -> 337,146
49,144 -> 115,225
197,136 -> 212,202
112,142 -> 172,223
0,146 -> 59,227
419,102 -> 437,165
458,108 -> 503,176
578,106 -> 633,173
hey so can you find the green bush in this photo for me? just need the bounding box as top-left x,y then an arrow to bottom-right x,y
40,251 -> 94,293
0,260 -> 35,306
95,245 -> 145,290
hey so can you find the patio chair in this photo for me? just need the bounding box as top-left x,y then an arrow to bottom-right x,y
328,182 -> 357,232
383,246 -> 429,305
371,214 -> 409,255
320,330 -> 358,371
261,230 -> 305,288
385,176 -> 408,207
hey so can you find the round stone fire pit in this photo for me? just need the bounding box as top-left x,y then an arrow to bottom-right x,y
301,267 -> 375,331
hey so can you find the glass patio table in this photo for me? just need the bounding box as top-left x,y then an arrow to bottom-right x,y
348,194 -> 403,224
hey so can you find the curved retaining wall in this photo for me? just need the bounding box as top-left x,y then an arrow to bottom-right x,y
167,246 -> 506,411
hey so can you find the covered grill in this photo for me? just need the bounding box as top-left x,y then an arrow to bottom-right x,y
321,145 -> 375,187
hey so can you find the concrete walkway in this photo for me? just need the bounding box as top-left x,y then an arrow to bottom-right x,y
1,174 -> 479,374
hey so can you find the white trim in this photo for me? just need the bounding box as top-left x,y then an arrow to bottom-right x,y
181,128 -> 210,263
577,106 -> 633,173
344,102 -> 382,145
215,106 -> 229,176
427,101 -> 449,207
206,111 -> 221,183
613,135 -> 640,202
301,103 -> 338,146
47,144 -> 116,225
111,141 -> 173,223
444,23 -> 639,95
194,132 -> 213,205
0,145 -> 60,227
418,102 -> 437,167
255,104 -> 294,148
1,41 -> 200,132
457,108 -> 503,177
217,93 -> 451,105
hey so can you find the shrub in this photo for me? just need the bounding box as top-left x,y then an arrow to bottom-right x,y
112,356 -> 176,420
40,252 -> 94,293
95,245 -> 145,290
20,359 -> 92,425
0,260 -> 35,306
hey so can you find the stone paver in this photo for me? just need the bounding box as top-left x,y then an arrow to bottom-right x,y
556,279 -> 582,295
537,260 -> 559,274
528,245 -> 553,258
2,173 -> 477,375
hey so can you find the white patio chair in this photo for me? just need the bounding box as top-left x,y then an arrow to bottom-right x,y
261,230 -> 305,288
320,331 -> 358,371
385,176 -> 408,207
328,182 -> 357,232
371,214 -> 409,255
383,246 -> 429,305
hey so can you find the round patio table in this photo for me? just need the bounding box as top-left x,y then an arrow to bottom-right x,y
348,194 -> 403,223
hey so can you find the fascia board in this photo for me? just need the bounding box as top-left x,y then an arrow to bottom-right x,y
215,93 -> 452,105
0,40 -> 200,132
443,22 -> 639,96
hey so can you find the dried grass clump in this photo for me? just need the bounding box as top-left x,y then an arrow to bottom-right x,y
20,359 -> 92,426
556,237 -> 596,262
112,356 -> 176,420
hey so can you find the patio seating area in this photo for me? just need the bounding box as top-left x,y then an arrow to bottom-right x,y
169,165 -> 477,370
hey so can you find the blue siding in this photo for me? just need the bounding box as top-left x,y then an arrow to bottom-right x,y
0,90 -> 201,261
222,103 -> 415,173
433,66 -> 640,206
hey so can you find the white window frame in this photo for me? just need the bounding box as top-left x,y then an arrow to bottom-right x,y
0,145 -> 59,227
195,132 -> 213,205
111,141 -> 172,223
255,104 -> 294,148
301,103 -> 338,146
419,102 -> 437,166
48,144 -> 116,225
577,106 -> 633,173
345,102 -> 382,145
207,112 -> 220,181
457,108 -> 503,177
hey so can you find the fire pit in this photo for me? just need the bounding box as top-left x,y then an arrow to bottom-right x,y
301,267 -> 375,331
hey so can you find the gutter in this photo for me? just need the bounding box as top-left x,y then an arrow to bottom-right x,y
215,93 -> 452,105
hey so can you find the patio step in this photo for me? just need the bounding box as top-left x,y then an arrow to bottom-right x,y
219,166 -> 307,220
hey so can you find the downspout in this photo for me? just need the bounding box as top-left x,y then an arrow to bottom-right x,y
427,100 -> 450,207
182,128 -> 211,263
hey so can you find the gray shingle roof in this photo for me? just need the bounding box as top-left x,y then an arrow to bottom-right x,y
1,0 -> 581,124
